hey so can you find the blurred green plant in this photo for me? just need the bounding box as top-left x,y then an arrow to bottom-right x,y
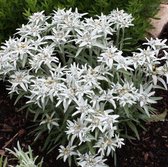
0,0 -> 25,43
0,156 -> 7,167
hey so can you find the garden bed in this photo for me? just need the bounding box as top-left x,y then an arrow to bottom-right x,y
0,82 -> 168,167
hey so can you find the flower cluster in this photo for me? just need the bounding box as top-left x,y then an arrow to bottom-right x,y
0,8 -> 168,166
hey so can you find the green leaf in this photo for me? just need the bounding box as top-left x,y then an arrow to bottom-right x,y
147,110 -> 168,122
127,121 -> 140,140
14,92 -> 26,105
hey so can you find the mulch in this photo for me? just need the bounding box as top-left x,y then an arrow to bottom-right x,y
117,121 -> 168,167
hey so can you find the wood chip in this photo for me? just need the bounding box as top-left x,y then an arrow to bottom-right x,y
0,149 -> 5,156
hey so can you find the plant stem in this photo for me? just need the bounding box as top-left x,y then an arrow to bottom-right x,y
89,48 -> 93,66
116,28 -> 120,48
58,45 -> 66,66
120,28 -> 125,50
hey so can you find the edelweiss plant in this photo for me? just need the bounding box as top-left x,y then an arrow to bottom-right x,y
0,8 -> 168,166
6,142 -> 43,167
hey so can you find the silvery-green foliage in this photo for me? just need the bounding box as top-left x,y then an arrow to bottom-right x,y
0,156 -> 7,167
6,142 -> 43,167
0,8 -> 168,166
